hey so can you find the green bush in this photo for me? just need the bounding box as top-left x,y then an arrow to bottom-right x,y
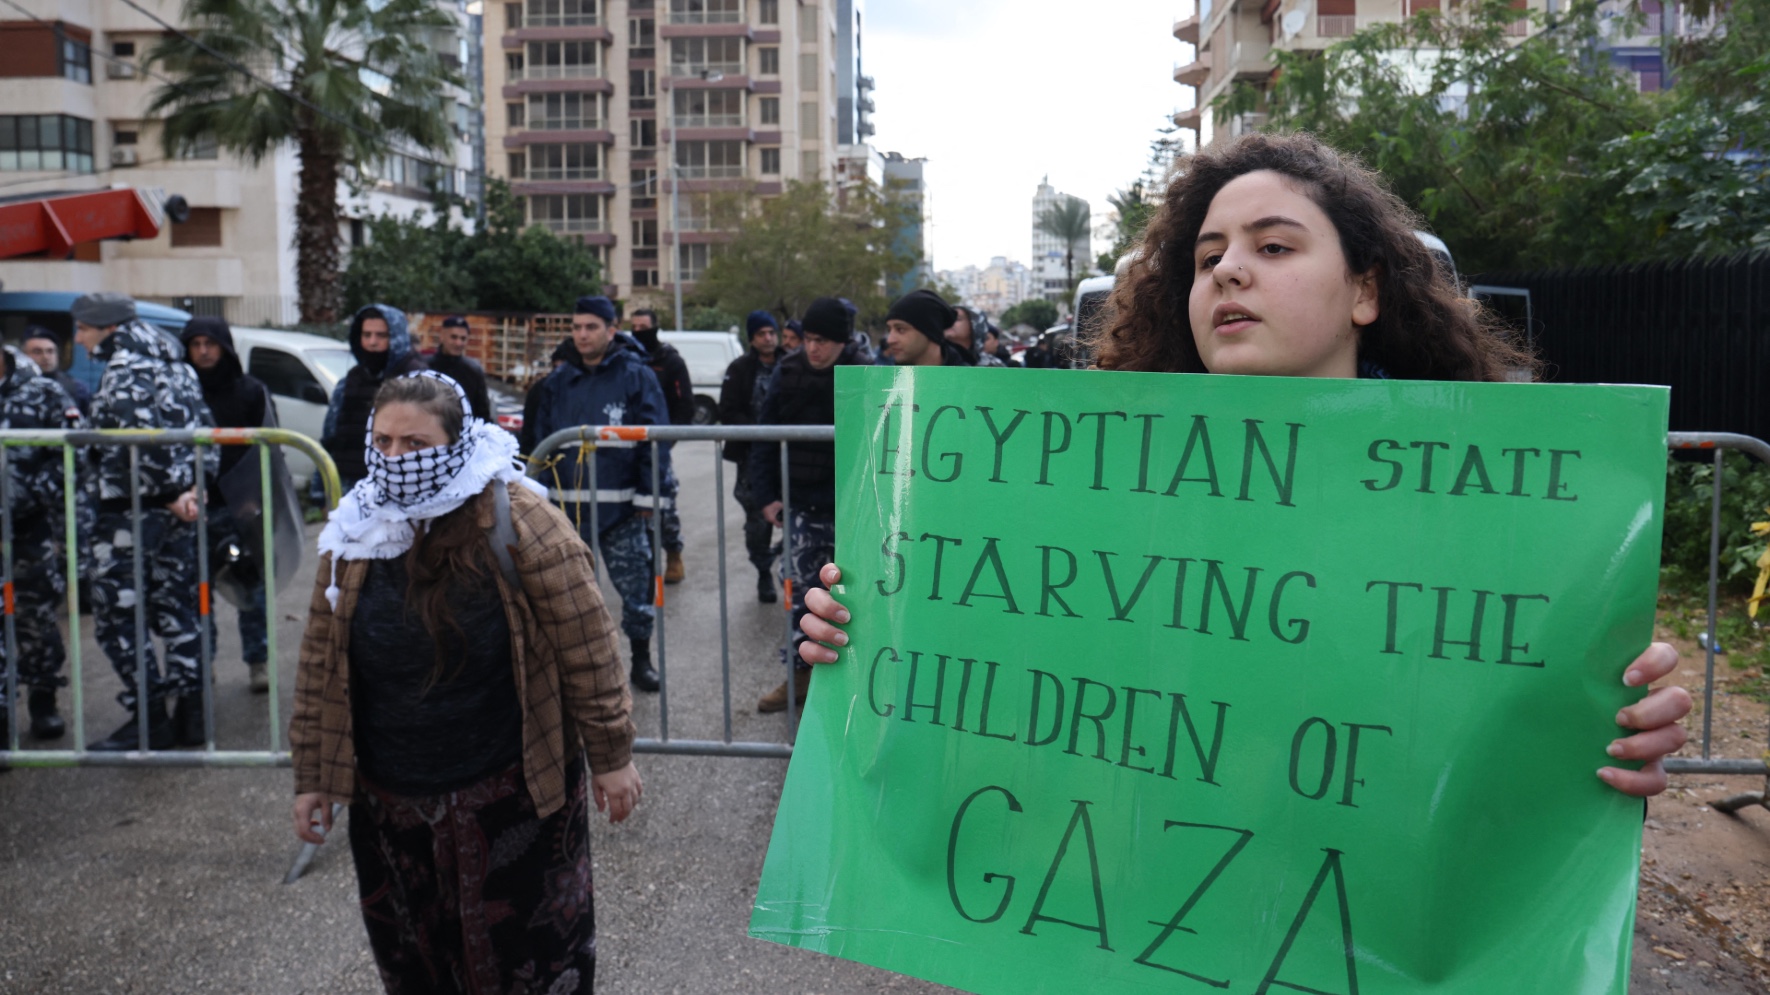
1661,455 -> 1770,593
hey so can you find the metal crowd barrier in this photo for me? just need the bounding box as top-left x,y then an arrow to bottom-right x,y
0,427 -> 340,767
528,423 -> 837,760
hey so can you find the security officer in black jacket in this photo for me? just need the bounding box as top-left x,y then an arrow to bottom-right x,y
745,297 -> 864,713
719,310 -> 782,602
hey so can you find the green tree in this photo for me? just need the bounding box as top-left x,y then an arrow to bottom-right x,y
146,0 -> 463,324
1102,181 -> 1154,268
341,180 -> 603,314
1215,0 -> 1770,272
690,179 -> 919,327
1036,195 -> 1093,292
1000,298 -> 1058,333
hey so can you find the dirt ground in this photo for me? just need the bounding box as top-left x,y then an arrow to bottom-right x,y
1630,608 -> 1770,994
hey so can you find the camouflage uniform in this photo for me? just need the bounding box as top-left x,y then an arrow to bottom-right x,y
590,513 -> 655,642
0,346 -> 82,706
85,320 -> 217,709
783,510 -> 837,668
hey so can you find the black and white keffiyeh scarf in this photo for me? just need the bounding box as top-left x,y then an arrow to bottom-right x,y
317,370 -> 544,609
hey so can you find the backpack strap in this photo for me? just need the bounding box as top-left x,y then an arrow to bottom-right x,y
489,482 -> 522,591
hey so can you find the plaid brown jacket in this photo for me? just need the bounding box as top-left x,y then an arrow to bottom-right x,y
291,482 -> 635,817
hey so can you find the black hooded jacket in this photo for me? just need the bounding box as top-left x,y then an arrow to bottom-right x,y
322,304 -> 426,485
745,337 -> 867,514
427,350 -> 492,421
180,317 -> 276,503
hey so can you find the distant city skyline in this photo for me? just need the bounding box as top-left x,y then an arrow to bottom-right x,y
868,0 -> 1192,274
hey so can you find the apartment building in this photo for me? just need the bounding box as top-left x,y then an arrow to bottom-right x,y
483,0 -> 867,304
937,256 -> 1036,320
1171,0 -> 1710,149
1031,177 -> 1089,301
0,0 -> 479,326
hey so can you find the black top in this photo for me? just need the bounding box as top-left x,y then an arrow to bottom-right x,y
427,352 -> 493,422
348,556 -> 521,797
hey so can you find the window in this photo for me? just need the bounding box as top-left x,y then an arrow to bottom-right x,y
799,3 -> 817,36
674,139 -> 743,178
524,41 -> 598,79
631,168 -> 657,208
630,117 -> 656,149
350,218 -> 366,247
527,143 -> 601,180
508,152 -> 526,178
757,46 -> 778,75
112,40 -> 136,57
669,0 -> 742,25
799,100 -> 819,139
672,88 -> 744,127
758,0 -> 778,23
171,207 -> 223,248
113,128 -> 138,146
0,115 -> 95,173
670,37 -> 742,76
506,52 -> 525,75
58,29 -> 92,84
528,92 -> 600,129
801,149 -> 820,179
800,53 -> 818,90
677,192 -> 717,230
380,153 -> 458,195
632,267 -> 659,287
678,243 -> 712,281
528,193 -> 602,233
248,348 -> 324,401
628,16 -> 655,58
505,2 -> 523,28
525,0 -> 597,27
507,101 -> 525,128
177,131 -> 220,160
629,68 -> 656,110
759,96 -> 779,125
759,147 -> 780,174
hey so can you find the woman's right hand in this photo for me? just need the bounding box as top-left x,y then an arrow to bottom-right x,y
293,792 -> 338,844
798,563 -> 851,665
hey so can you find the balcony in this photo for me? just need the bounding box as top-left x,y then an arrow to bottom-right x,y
1174,50 -> 1211,86
1173,14 -> 1199,44
673,163 -> 744,179
525,11 -> 597,26
1173,105 -> 1203,131
515,64 -> 604,81
671,113 -> 745,127
667,1 -> 742,24
668,61 -> 744,79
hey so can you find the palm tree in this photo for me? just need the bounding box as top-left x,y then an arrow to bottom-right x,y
146,0 -> 463,324
1036,195 -> 1092,295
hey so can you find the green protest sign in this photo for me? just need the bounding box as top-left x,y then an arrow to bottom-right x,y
751,367 -> 1669,994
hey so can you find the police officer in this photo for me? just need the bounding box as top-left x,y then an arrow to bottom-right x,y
719,311 -> 782,602
21,327 -> 92,416
527,296 -> 670,692
71,293 -> 217,751
746,298 -> 868,713
0,344 -> 83,743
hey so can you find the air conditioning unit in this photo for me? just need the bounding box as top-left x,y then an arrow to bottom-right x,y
110,146 -> 139,167
106,60 -> 137,79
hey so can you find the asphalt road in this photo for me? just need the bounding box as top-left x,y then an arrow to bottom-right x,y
0,442 -> 954,995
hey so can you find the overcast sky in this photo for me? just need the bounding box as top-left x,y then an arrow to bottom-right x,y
867,0 -> 1198,274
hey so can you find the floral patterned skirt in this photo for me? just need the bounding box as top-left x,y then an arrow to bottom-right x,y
348,760 -> 596,995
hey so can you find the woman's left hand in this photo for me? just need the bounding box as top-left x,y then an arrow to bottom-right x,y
1598,642 -> 1692,798
592,762 -> 644,823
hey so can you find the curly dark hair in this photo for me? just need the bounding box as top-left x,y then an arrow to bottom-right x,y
1093,132 -> 1536,382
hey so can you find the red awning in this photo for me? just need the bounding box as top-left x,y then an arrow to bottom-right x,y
0,188 -> 163,259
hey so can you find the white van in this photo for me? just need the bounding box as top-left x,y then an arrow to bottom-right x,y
659,330 -> 744,424
228,327 -> 355,481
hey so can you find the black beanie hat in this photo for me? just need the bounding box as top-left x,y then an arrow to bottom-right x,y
800,297 -> 853,342
886,289 -> 956,342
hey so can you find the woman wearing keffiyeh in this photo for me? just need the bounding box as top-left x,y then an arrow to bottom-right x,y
292,371 -> 641,994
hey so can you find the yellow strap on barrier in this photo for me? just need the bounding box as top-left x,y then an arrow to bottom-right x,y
1748,515 -> 1770,619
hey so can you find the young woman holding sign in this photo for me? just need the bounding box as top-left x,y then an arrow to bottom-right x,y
795,131 -> 1690,797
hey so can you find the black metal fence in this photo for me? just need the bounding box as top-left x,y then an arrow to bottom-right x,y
1477,250 -> 1770,446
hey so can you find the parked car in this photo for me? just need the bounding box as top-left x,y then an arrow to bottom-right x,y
659,330 -> 744,424
0,293 -> 351,482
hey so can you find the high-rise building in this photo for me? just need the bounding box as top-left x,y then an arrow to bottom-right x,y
1171,0 -> 1697,149
483,0 -> 855,305
0,0 -> 479,326
881,151 -> 926,295
1031,177 -> 1089,302
936,256 -> 1035,320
